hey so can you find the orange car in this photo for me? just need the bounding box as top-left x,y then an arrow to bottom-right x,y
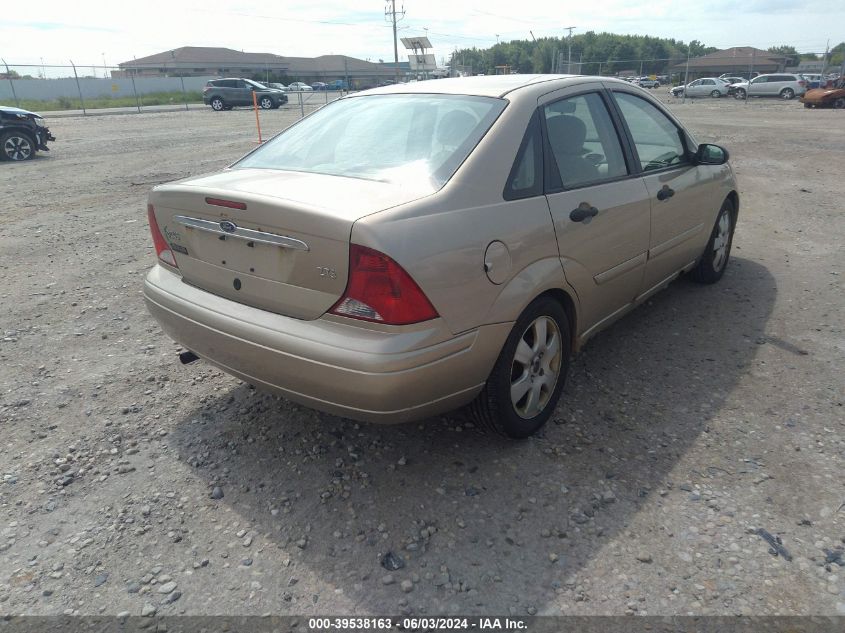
801,77 -> 845,109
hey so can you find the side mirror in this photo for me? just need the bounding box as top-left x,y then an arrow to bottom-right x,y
694,143 -> 729,165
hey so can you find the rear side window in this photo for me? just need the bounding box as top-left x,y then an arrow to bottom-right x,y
504,110 -> 542,200
613,92 -> 687,172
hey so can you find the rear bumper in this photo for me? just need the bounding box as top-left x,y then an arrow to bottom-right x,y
143,265 -> 510,423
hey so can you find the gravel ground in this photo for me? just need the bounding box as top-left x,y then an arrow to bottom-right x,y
0,95 -> 843,618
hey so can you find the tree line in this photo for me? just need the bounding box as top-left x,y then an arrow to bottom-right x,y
449,32 -> 845,76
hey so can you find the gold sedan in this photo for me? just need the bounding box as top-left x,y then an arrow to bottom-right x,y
144,75 -> 738,438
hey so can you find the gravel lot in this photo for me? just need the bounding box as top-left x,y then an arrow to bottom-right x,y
1,95 -> 843,618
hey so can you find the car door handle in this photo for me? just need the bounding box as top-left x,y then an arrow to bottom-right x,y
656,186 -> 675,201
570,204 -> 599,222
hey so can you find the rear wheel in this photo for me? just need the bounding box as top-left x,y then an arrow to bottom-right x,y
1,131 -> 35,161
710,89 -> 722,98
780,88 -> 795,100
834,97 -> 845,109
470,297 -> 570,439
259,96 -> 273,109
210,97 -> 225,111
690,199 -> 735,284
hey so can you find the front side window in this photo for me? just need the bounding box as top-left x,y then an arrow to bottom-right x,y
543,92 -> 628,190
613,92 -> 687,172
235,94 -> 506,192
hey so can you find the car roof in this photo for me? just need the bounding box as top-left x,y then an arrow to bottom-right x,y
358,74 -> 635,99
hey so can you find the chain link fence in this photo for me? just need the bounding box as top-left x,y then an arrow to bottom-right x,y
0,62 -> 352,117
3,54 -> 843,116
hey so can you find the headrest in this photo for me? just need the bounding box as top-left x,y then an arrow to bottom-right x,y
546,115 -> 587,154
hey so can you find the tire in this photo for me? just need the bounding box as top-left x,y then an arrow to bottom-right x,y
710,90 -> 722,98
259,96 -> 273,109
470,297 -> 571,439
734,88 -> 746,100
804,102 -> 813,108
780,88 -> 795,100
1,131 -> 35,161
690,199 -> 735,284
210,97 -> 225,111
834,97 -> 845,109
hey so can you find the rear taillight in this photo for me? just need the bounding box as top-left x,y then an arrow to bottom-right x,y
330,244 -> 438,325
147,204 -> 178,268
798,80 -> 807,86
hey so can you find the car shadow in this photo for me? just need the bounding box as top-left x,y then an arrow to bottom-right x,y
168,256 -> 776,615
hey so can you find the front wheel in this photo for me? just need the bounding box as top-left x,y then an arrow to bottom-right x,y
1,131 -> 35,161
710,90 -> 722,98
690,199 -> 735,284
259,96 -> 273,109
780,88 -> 795,100
210,97 -> 225,111
470,297 -> 570,439
734,88 -> 746,100
833,97 -> 845,109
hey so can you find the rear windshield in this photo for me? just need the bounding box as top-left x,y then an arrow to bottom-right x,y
234,94 -> 506,189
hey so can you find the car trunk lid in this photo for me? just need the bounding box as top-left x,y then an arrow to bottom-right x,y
149,168 -> 428,320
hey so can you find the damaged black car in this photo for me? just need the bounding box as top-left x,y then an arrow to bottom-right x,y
0,106 -> 56,161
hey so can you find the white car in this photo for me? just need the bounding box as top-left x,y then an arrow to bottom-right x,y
287,82 -> 313,92
671,78 -> 730,98
731,73 -> 807,100
635,77 -> 660,89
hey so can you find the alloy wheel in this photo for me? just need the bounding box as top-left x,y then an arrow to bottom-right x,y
510,316 -> 562,419
3,135 -> 33,161
711,208 -> 732,272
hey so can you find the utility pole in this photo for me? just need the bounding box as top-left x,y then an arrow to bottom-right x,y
820,39 -> 830,82
385,0 -> 405,84
564,26 -> 576,73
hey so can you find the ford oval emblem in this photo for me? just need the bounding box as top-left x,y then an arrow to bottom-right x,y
219,220 -> 237,233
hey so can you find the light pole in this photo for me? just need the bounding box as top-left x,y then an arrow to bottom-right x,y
102,53 -> 107,79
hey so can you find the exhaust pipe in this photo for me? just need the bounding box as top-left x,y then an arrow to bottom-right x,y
179,351 -> 200,365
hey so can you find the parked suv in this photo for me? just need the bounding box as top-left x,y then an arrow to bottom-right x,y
202,79 -> 288,111
731,74 -> 807,100
0,106 -> 55,161
634,77 -> 660,88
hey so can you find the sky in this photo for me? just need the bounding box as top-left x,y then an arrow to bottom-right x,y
2,0 -> 843,72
